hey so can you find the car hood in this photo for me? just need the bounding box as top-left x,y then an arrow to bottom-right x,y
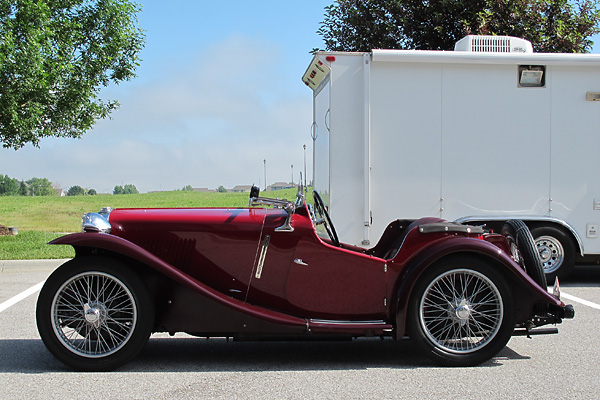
108,207 -> 288,236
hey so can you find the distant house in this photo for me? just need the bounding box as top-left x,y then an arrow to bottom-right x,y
54,188 -> 65,197
267,182 -> 294,191
230,185 -> 253,193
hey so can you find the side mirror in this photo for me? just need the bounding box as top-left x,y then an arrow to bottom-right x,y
250,186 -> 260,199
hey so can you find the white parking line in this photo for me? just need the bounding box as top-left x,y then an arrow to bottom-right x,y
0,281 -> 45,313
561,292 -> 600,310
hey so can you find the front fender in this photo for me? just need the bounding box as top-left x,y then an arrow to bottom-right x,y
391,236 -> 565,339
49,233 -> 307,329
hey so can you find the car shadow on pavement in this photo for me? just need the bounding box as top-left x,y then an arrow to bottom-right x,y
131,337 -> 532,372
0,337 -> 529,373
0,338 -> 69,373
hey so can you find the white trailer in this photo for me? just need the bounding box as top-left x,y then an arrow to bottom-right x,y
303,36 -> 600,280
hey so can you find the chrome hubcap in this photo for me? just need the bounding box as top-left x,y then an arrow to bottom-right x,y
539,248 -> 551,260
83,302 -> 106,328
454,300 -> 472,323
535,235 -> 564,274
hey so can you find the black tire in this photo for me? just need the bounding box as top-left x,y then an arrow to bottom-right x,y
502,220 -> 547,290
407,256 -> 515,367
530,226 -> 576,282
36,257 -> 154,371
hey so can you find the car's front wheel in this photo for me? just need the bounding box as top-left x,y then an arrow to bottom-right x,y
407,256 -> 514,366
36,257 -> 154,371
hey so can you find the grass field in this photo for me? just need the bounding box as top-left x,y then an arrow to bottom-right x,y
0,188 -> 301,260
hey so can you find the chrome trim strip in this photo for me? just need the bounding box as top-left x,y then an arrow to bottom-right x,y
309,319 -> 387,325
455,215 -> 584,256
254,235 -> 271,279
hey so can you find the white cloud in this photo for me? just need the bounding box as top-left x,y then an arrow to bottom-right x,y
0,34 -> 314,193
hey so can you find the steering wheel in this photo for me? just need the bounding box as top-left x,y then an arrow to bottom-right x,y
312,191 -> 340,247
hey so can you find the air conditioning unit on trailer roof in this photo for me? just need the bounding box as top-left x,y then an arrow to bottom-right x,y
454,35 -> 533,53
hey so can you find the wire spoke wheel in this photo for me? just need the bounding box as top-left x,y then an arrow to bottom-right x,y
37,257 -> 154,371
420,269 -> 503,354
52,271 -> 137,358
408,256 -> 514,366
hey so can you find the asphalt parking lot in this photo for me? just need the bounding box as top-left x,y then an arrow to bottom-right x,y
1,259 -> 599,400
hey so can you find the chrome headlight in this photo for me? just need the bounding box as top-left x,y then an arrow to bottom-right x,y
81,212 -> 112,233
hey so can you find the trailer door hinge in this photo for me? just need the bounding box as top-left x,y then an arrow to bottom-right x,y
364,212 -> 372,227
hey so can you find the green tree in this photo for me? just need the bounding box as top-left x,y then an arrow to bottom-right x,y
26,177 -> 55,196
113,184 -> 138,194
217,185 -> 228,193
123,184 -> 138,194
88,188 -> 97,195
318,0 -> 600,53
182,185 -> 193,191
67,185 -> 86,196
0,0 -> 145,149
0,174 -> 19,195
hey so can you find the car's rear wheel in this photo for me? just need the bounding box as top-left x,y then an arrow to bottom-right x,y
36,257 -> 154,371
408,256 -> 514,366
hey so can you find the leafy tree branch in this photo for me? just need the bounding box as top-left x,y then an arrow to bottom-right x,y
317,0 -> 600,53
0,0 -> 145,149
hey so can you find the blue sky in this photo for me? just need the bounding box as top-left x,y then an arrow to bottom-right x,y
1,1 -> 599,193
0,0 -> 332,193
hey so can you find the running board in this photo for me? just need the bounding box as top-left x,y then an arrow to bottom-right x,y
308,319 -> 393,336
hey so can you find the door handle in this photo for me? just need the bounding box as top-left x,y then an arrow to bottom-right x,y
294,258 -> 308,266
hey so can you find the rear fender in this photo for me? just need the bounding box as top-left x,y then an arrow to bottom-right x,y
391,236 -> 564,339
49,233 -> 307,329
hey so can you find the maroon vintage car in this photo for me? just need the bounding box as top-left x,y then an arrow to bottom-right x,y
36,187 -> 573,371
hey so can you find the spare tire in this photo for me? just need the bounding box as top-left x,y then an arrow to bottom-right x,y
502,220 -> 547,289
502,220 -> 547,316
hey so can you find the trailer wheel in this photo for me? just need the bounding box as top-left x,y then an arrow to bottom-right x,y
530,226 -> 575,281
